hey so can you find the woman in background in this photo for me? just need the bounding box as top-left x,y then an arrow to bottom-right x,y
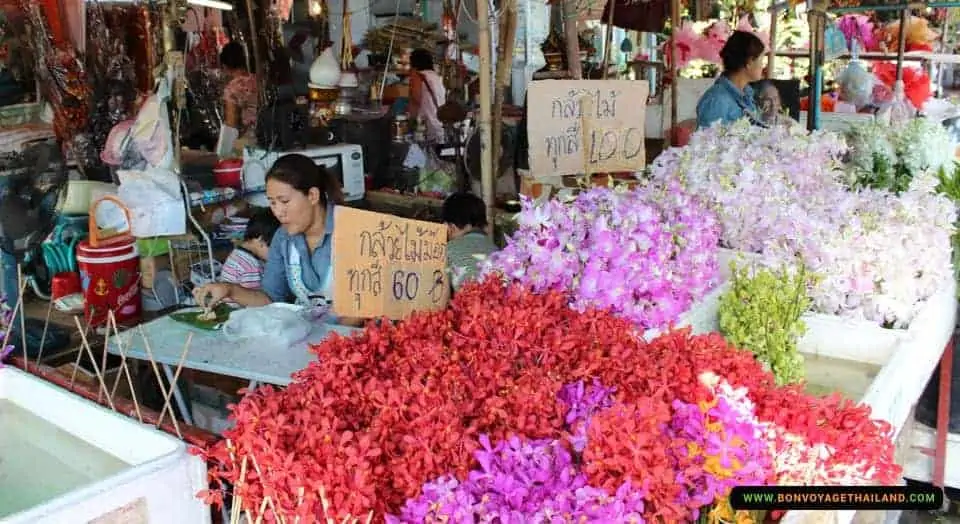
696,30 -> 766,129
220,41 -> 258,142
408,48 -> 447,143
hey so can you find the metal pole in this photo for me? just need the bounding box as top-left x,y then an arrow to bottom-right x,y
896,6 -> 909,82
478,0 -> 495,229
807,1 -> 826,131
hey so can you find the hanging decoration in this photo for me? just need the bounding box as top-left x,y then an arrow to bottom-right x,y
882,15 -> 938,53
21,1 -> 90,160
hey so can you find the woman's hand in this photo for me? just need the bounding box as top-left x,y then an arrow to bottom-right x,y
193,283 -> 232,310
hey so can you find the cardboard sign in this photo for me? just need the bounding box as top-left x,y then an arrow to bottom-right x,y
331,207 -> 450,320
527,80 -> 649,177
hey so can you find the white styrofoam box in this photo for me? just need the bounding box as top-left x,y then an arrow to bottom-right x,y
781,278 -> 956,524
860,277 -> 957,437
0,367 -> 210,524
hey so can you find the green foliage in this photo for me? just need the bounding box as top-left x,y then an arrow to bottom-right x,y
849,152 -> 912,195
718,262 -> 812,386
936,162 -> 960,298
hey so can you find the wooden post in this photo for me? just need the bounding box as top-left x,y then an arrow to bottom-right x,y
492,0 -> 519,191
602,1 -> 616,79
563,0 -> 582,79
766,4 -> 778,79
478,0 -> 495,228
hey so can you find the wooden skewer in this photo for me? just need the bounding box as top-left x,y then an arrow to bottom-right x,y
155,332 -> 193,427
138,325 -> 182,438
1,266 -> 28,369
225,440 -> 241,524
293,487 -> 305,524
319,486 -> 332,524
98,309 -> 112,402
68,314 -> 95,391
232,454 -> 249,524
107,311 -> 143,422
254,497 -> 269,524
33,290 -> 54,365
73,316 -> 115,411
248,454 -> 283,522
16,265 -> 26,370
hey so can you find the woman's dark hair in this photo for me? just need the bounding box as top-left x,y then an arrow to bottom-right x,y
409,48 -> 434,71
244,207 -> 281,244
220,41 -> 248,71
441,192 -> 488,230
266,154 -> 345,205
720,31 -> 765,73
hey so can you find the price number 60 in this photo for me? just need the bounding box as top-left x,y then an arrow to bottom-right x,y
392,270 -> 420,300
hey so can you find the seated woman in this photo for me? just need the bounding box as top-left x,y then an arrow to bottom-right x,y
193,154 -> 350,317
442,193 -> 498,291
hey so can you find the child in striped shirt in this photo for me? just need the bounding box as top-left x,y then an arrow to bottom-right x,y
220,208 -> 280,290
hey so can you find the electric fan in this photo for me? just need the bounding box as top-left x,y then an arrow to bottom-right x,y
0,140 -> 72,358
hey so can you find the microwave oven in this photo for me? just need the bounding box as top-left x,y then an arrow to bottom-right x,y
242,143 -> 365,202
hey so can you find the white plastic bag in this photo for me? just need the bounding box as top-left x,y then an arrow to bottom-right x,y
222,303 -> 312,346
117,167 -> 187,237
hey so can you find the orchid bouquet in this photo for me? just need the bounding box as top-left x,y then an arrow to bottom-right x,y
651,119 -> 956,327
481,184 -> 721,329
844,118 -> 955,194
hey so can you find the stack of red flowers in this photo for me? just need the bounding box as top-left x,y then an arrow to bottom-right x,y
195,278 -> 900,522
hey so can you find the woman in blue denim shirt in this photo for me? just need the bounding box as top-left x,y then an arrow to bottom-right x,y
193,154 -> 359,322
696,31 -> 767,129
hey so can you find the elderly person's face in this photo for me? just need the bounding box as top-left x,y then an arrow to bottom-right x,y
758,84 -> 781,117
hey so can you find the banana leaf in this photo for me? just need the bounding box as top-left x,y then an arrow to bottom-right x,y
170,304 -> 234,331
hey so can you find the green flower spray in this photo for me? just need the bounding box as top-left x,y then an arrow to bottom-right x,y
719,262 -> 813,386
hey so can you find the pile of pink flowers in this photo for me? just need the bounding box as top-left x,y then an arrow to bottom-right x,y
481,184 -> 721,329
651,119 -> 956,327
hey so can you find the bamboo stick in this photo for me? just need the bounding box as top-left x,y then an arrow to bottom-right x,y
767,5 -> 779,79
155,332 -> 193,427
491,0 -> 518,192
73,316 -> 116,411
107,312 -> 143,423
16,268 -> 25,369
139,325 -> 182,438
33,290 -> 54,365
478,0 -> 495,231
1,266 -> 27,370
562,0 -> 582,79
602,0 -> 616,79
